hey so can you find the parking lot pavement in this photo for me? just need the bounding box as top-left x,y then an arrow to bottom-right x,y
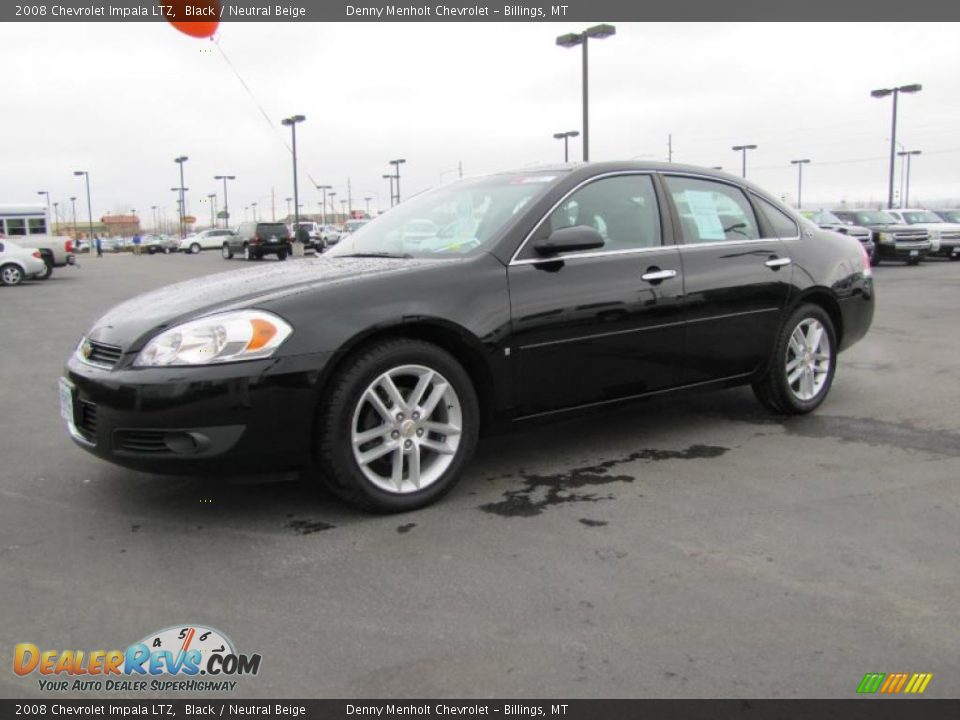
1,252 -> 958,698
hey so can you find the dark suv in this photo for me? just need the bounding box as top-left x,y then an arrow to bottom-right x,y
223,222 -> 292,261
832,209 -> 930,265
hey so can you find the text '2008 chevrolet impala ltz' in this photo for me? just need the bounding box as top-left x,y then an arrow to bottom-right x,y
60,163 -> 874,512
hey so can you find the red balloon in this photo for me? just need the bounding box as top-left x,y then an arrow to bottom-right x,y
164,1 -> 220,39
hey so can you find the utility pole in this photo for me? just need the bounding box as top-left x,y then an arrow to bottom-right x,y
668,134 -> 673,162
347,177 -> 353,218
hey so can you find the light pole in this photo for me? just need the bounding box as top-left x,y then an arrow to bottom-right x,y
897,150 -> 921,207
53,202 -> 60,234
69,196 -> 78,240
151,205 -> 158,233
281,114 -> 306,244
73,171 -> 94,247
214,175 -> 235,229
37,190 -> 51,233
316,185 -> 331,226
285,197 -> 293,219
174,156 -> 188,240
556,24 -> 616,162
328,192 -> 337,222
732,144 -> 757,178
552,130 -> 580,163
871,84 -> 922,209
363,196 -> 372,216
389,159 -> 406,205
790,159 -> 811,208
382,175 -> 395,208
252,201 -> 258,221
207,193 -> 217,228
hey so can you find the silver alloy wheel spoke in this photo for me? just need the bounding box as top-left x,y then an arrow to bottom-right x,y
351,364 -> 463,495
786,318 -> 831,402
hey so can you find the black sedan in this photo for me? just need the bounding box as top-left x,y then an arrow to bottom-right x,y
61,163 -> 874,512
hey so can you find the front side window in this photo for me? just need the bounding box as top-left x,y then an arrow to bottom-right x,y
536,174 -> 662,254
664,176 -> 760,243
902,211 -> 943,224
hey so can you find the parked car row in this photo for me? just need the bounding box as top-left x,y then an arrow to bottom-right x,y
801,207 -> 960,265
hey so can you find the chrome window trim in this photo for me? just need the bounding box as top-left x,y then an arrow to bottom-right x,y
508,171 -> 663,266
511,245 -> 673,266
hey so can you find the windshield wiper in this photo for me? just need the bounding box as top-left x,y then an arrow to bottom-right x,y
338,252 -> 413,259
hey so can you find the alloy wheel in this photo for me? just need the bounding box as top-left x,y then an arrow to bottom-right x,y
785,318 -> 831,401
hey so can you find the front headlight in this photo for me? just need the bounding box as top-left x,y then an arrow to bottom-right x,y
134,310 -> 293,367
878,232 -> 894,244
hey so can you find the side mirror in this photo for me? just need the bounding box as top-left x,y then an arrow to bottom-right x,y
533,225 -> 605,255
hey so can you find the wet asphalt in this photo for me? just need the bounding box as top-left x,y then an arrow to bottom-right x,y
1,250 -> 958,699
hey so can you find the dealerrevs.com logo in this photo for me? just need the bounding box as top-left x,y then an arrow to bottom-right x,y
14,625 -> 261,693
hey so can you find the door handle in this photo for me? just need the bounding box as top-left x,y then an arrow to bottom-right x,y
641,268 -> 678,282
765,257 -> 791,269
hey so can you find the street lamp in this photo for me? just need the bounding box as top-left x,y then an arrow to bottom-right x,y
556,24 -> 616,162
69,196 -> 78,240
207,194 -> 217,228
285,197 -> 293,219
214,175 -> 236,229
553,130 -> 580,163
37,190 -> 51,232
52,201 -> 60,234
731,144 -> 757,178
73,171 -> 94,248
316,185 -> 332,226
363,196 -> 372,216
151,205 -> 158,233
897,150 -> 922,207
281,114 -> 306,244
251,201 -> 258,221
790,159 -> 811,208
328,192 -> 337,222
389,159 -> 406,205
382,175 -> 395,208
174,156 -> 188,240
871,83 -> 922,208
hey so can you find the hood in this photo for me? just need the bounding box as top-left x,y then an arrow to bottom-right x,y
86,256 -> 446,349
860,222 -> 916,232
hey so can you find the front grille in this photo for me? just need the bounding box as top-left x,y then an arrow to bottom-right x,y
78,401 -> 97,439
894,231 -> 928,243
86,340 -> 123,368
115,430 -> 172,454
939,231 -> 960,242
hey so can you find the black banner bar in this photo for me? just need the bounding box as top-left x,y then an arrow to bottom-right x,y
2,700 -> 959,720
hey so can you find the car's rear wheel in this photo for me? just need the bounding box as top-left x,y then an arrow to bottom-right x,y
190,243 -> 201,254
37,257 -> 53,280
314,339 -> 479,512
221,243 -> 233,260
753,303 -> 836,415
277,250 -> 288,261
0,264 -> 25,286
242,244 -> 254,261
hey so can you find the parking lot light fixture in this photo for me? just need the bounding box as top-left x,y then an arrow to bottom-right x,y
732,144 -> 757,178
389,159 -> 406,205
871,84 -> 922,208
174,156 -> 188,240
896,150 -> 922,207
553,130 -> 580,163
790,159 -> 811,208
281,114 -> 306,244
73,171 -> 95,247
69,196 -> 78,239
382,175 -> 395,208
37,190 -> 51,232
316,185 -> 332,226
214,175 -> 236,229
556,24 -> 615,162
207,194 -> 217,228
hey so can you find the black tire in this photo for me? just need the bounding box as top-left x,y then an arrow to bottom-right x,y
906,257 -> 921,266
752,303 -> 837,415
0,263 -> 25,286
242,244 -> 254,261
869,248 -> 880,267
950,254 -> 960,261
37,257 -> 53,280
314,338 -> 480,512
277,250 -> 288,261
221,243 -> 234,260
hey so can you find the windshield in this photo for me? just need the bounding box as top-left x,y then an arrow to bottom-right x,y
937,210 -> 960,223
847,210 -> 897,225
901,211 -> 942,224
803,209 -> 843,224
326,173 -> 561,258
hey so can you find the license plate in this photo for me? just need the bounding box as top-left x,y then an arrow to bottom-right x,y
59,378 -> 75,422
909,250 -> 918,257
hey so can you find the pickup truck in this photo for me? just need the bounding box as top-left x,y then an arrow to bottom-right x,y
831,209 -> 930,265
0,234 -> 76,279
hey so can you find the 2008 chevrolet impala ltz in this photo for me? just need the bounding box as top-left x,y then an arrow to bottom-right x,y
61,163 -> 874,511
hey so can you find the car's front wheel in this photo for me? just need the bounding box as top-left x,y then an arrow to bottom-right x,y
753,303 -> 837,415
314,339 -> 479,512
221,243 -> 233,260
0,263 -> 25,286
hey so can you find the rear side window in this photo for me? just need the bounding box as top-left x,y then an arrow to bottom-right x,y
754,196 -> 799,238
664,176 -> 760,243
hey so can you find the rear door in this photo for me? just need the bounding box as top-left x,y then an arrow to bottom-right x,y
661,174 -> 792,383
507,173 -> 685,416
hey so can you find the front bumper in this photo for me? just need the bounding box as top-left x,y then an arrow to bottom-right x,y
62,350 -> 334,475
877,241 -> 931,260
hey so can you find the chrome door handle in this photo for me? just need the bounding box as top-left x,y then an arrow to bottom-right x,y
641,269 -> 678,282
765,257 -> 791,268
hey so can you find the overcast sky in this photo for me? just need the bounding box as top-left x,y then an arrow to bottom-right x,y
2,21 -> 959,228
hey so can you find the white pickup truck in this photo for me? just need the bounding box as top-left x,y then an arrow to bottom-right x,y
0,234 -> 76,279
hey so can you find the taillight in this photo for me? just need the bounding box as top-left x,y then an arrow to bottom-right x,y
33,251 -> 42,259
65,240 -> 74,253
859,243 -> 872,278
253,234 -> 261,244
